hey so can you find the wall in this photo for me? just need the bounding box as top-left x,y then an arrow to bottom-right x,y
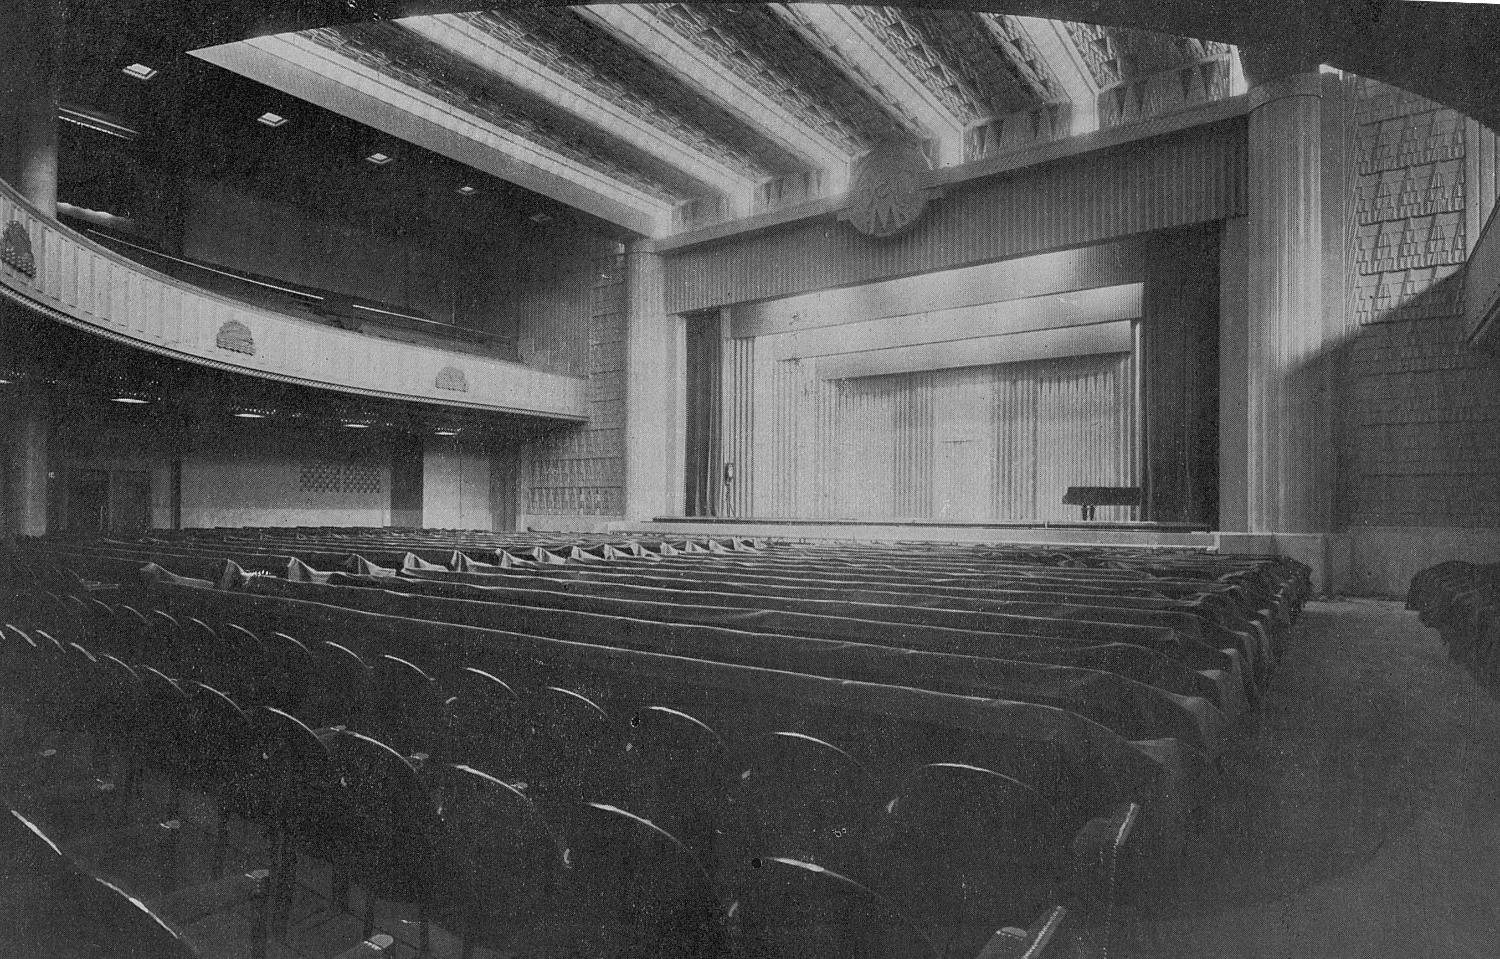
421,438 -> 493,531
179,425 -> 391,529
520,250 -> 630,531
1335,76 -> 1500,594
182,180 -> 505,332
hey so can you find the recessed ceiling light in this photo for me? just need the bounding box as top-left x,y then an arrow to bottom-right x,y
111,396 -> 149,405
343,422 -> 371,429
456,185 -> 476,196
528,211 -> 553,224
434,429 -> 459,436
257,112 -> 288,128
233,411 -> 267,419
365,152 -> 392,166
121,63 -> 157,81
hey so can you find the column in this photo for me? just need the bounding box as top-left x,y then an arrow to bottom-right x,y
0,0 -> 62,214
8,403 -> 50,537
623,243 -> 686,521
1243,61 -> 1328,535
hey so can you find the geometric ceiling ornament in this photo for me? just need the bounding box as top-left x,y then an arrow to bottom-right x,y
435,366 -> 470,392
215,319 -> 255,355
1,222 -> 36,277
839,137 -> 938,239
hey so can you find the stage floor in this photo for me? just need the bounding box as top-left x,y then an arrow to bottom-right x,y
613,517 -> 1218,548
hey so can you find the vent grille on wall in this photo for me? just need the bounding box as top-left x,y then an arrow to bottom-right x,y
298,463 -> 384,495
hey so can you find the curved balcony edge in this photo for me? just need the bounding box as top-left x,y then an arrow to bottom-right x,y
0,181 -> 587,421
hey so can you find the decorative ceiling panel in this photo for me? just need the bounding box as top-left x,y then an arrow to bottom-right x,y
1062,21 -> 1233,88
843,8 -> 1061,123
645,3 -> 905,155
302,22 -> 706,205
457,9 -> 808,178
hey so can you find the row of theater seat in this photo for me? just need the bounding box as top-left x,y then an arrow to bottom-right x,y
1409,560 -> 1500,697
1,560 -> 1078,959
3,532 -> 1311,959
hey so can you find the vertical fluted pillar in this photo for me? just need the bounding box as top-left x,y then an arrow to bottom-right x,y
8,403 -> 50,537
0,0 -> 61,215
1245,71 -> 1328,534
624,243 -> 686,520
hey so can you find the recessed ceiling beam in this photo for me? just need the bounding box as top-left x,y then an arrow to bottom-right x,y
771,4 -> 967,166
1006,16 -> 1101,134
405,15 -> 759,217
576,4 -> 852,194
192,34 -> 674,237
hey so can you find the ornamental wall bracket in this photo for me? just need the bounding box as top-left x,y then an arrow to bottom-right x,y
838,138 -> 944,239
1,222 -> 36,277
435,366 -> 470,392
215,320 -> 256,355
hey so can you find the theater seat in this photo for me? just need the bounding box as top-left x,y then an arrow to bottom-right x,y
0,808 -> 197,959
731,855 -> 938,959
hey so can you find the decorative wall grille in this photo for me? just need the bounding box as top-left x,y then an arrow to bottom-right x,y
298,463 -> 384,495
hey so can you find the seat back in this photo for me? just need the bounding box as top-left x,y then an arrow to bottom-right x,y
328,731 -> 441,905
432,763 -> 569,944
148,609 -> 185,676
260,632 -> 314,714
567,802 -> 729,959
868,763 -> 1065,955
0,809 -> 196,958
307,641 -> 373,730
722,732 -> 881,877
371,654 -> 443,755
181,683 -> 264,820
517,686 -> 623,816
250,707 -> 342,854
622,705 -> 729,854
437,667 -> 528,772
732,856 -> 938,959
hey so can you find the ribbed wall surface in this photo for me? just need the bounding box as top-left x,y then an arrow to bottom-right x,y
665,119 -> 1247,314
740,352 -> 1137,522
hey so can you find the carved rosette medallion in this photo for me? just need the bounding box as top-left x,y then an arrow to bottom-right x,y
841,139 -> 936,239
435,366 -> 470,392
215,320 -> 256,355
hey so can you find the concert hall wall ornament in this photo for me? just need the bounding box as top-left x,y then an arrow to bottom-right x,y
215,320 -> 256,355
840,139 -> 940,239
436,366 -> 470,392
1,222 -> 36,277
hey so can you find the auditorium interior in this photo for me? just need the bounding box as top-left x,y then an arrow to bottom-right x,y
5,1 -> 1500,957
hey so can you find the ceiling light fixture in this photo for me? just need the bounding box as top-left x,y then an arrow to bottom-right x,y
528,211 -> 553,224
232,411 -> 267,419
111,396 -> 150,405
434,429 -> 459,436
58,107 -> 139,141
456,185 -> 476,196
365,152 -> 392,166
121,63 -> 157,81
343,422 -> 371,429
257,112 -> 288,128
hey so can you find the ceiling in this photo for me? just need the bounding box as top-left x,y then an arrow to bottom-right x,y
52,2 -> 1500,242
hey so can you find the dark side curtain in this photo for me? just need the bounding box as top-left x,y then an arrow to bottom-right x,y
684,311 -> 722,517
1142,223 -> 1221,526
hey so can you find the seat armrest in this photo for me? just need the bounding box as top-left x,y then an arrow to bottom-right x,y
974,906 -> 1068,959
